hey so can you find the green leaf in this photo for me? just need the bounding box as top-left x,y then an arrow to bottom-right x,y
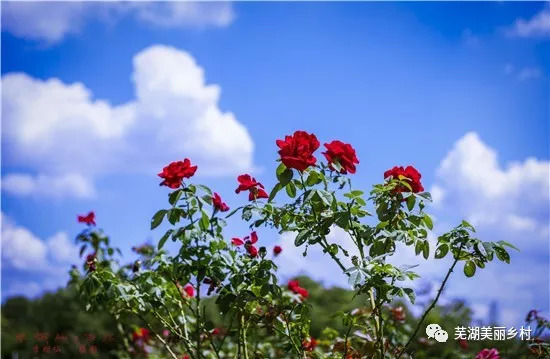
168,209 -> 180,225
306,171 -> 321,186
498,240 -> 519,251
285,181 -> 297,198
406,195 -> 416,211
199,211 -> 210,231
423,214 -> 433,230
151,210 -> 167,230
461,220 -> 475,232
169,189 -> 183,205
197,184 -> 212,196
422,241 -> 429,260
346,267 -> 363,289
494,247 -> 510,264
376,221 -> 388,229
294,229 -> 309,246
276,162 -> 286,178
415,241 -> 423,256
464,261 -> 476,277
278,168 -> 293,186
435,244 -> 449,259
403,288 -> 416,304
268,183 -> 282,202
158,229 -> 173,250
317,190 -> 333,206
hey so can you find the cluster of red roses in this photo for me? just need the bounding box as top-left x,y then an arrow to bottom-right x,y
231,231 -> 260,258
287,279 -> 309,299
276,130 -> 359,174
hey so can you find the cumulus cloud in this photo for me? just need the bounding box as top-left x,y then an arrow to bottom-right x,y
429,132 -> 549,326
1,2 -> 235,44
2,173 -> 96,199
2,45 -> 254,198
1,213 -> 78,271
507,7 -> 550,38
433,132 -> 549,243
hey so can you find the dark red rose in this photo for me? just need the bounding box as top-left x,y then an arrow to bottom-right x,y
235,174 -> 268,201
276,131 -> 320,172
288,280 -> 299,291
323,140 -> 359,174
383,165 -> 424,193
212,192 -> 229,212
273,245 -> 282,255
77,211 -> 96,226
183,284 -> 195,297
302,337 -> 318,351
459,339 -> 468,350
158,158 -> 197,189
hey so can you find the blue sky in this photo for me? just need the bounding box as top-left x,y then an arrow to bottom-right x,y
1,2 -> 549,329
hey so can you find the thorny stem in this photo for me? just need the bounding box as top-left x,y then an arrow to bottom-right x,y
396,242 -> 465,359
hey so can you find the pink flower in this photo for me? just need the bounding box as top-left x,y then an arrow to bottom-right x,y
476,348 -> 500,359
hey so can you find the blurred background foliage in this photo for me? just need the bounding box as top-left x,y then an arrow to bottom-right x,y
1,275 -> 543,358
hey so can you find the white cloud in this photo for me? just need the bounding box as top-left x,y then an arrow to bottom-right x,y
507,7 -> 550,38
434,132 -> 549,240
1,213 -> 78,271
1,2 -> 235,44
2,45 -> 254,198
2,173 -> 96,199
129,2 -> 234,29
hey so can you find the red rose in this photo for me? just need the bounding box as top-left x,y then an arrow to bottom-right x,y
77,211 -> 96,226
322,140 -> 359,174
231,237 -> 244,246
183,355 -> 190,359
302,337 -> 318,351
86,253 -> 96,272
212,192 -> 229,212
158,158 -> 197,189
247,245 -> 258,258
132,328 -> 150,342
276,131 -> 320,172
235,174 -> 269,201
273,245 -> 282,255
288,280 -> 309,298
476,348 -> 500,359
459,339 -> 468,350
383,165 -> 424,193
183,284 -> 195,297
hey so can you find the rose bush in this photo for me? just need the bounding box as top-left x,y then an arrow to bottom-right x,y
70,130 -> 522,358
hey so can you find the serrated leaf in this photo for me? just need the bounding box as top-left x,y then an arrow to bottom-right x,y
151,210 -> 167,230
